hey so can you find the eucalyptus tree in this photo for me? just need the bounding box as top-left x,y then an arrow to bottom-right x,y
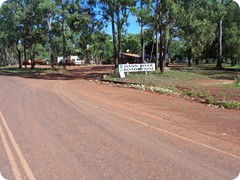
17,0 -> 45,69
66,0 -> 85,56
177,0 -> 219,66
98,0 -> 137,70
13,1 -> 25,68
217,0 -> 234,68
89,32 -> 113,64
154,0 -> 181,72
68,0 -> 102,63
37,0 -> 58,69
222,1 -> 240,66
122,33 -> 141,54
131,0 -> 153,63
0,2 -> 17,66
55,0 -> 68,69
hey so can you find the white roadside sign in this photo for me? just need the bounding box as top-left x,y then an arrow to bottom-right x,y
119,63 -> 155,78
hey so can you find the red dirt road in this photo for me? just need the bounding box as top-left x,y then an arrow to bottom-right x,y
0,65 -> 239,179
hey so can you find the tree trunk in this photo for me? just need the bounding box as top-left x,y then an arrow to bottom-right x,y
159,0 -> 164,73
116,9 -> 122,71
30,44 -> 35,69
24,43 -> 27,68
141,26 -> 145,63
62,4 -> 67,70
156,31 -> 159,69
155,0 -> 159,69
18,49 -> 22,68
188,57 -> 191,67
206,58 -> 209,64
150,37 -> 155,63
48,28 -> 54,69
110,13 -> 117,70
217,17 -> 223,68
117,26 -> 121,70
4,47 -> 9,66
230,55 -> 234,66
141,0 -> 145,63
195,59 -> 199,65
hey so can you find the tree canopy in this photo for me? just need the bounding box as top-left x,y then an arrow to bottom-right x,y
0,0 -> 239,71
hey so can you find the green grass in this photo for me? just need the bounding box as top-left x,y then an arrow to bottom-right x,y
236,76 -> 240,87
1,67 -> 48,74
222,63 -> 240,70
106,67 -> 240,109
0,66 -> 65,76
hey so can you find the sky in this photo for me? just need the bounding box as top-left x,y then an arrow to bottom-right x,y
104,15 -> 140,35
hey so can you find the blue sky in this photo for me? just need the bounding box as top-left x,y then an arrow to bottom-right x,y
104,15 -> 140,35
125,15 -> 141,34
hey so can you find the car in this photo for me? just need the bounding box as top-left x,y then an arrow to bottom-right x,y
73,58 -> 84,65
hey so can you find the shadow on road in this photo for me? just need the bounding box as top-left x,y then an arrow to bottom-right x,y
0,65 -> 115,81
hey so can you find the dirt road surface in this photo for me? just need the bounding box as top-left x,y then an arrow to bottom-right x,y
0,65 -> 239,180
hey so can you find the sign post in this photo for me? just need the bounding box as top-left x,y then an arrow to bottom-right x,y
118,64 -> 125,78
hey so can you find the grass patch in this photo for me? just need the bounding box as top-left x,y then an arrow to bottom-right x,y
236,76 -> 240,87
222,63 -> 240,70
1,67 -> 49,74
106,67 -> 240,109
0,66 -> 67,76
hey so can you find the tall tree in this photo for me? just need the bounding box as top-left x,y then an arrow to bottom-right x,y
154,0 -> 180,72
222,1 -> 240,66
217,0 -> 233,68
133,0 -> 153,63
37,0 -> 58,69
99,0 -> 137,70
178,0 -> 219,66
0,1 -> 18,66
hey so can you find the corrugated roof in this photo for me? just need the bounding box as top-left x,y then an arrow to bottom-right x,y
121,53 -> 141,58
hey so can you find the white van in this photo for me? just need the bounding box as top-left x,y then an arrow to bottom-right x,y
74,58 -> 84,65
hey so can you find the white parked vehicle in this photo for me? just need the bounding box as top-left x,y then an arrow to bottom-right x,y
57,56 -> 64,63
68,56 -> 83,65
73,58 -> 84,65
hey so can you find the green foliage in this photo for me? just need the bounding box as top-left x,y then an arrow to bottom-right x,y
122,34 -> 141,54
177,0 -> 219,63
220,101 -> 240,109
236,77 -> 240,87
223,2 -> 240,64
0,0 -> 239,70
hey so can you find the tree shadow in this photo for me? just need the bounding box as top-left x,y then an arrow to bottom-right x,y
169,64 -> 239,80
0,65 -> 115,81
